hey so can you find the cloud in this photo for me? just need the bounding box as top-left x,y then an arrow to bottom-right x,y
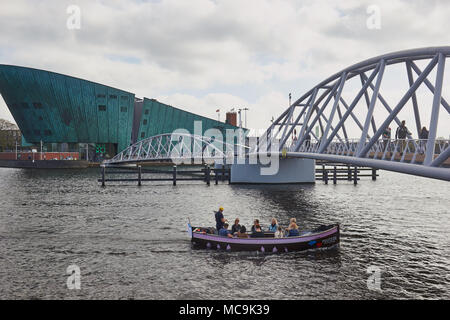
1,0 -> 450,137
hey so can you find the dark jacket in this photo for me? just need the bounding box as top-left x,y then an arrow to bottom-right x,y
231,224 -> 241,234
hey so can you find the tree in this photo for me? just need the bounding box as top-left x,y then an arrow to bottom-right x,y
0,119 -> 18,131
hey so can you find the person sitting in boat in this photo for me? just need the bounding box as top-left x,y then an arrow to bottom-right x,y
218,223 -> 233,238
215,207 -> 227,234
250,225 -> 265,238
268,218 -> 278,232
274,226 -> 284,238
286,218 -> 300,237
251,219 -> 263,233
237,225 -> 249,239
231,218 -> 241,235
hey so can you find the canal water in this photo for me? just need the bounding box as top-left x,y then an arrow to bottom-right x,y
0,167 -> 449,299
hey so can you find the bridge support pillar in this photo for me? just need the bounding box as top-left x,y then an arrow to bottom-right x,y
230,158 -> 315,184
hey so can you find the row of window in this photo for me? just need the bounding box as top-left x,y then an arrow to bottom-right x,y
98,105 -> 128,112
11,102 -> 42,109
96,94 -> 129,100
29,129 -> 52,136
12,102 -> 130,111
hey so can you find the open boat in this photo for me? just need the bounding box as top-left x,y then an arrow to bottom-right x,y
188,223 -> 340,253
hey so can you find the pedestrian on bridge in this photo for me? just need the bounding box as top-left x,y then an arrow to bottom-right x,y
419,127 -> 429,154
382,127 -> 392,153
395,121 -> 411,153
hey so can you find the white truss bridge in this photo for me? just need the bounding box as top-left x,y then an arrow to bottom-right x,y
106,47 -> 450,181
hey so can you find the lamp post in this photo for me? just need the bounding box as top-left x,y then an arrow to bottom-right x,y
242,108 -> 249,128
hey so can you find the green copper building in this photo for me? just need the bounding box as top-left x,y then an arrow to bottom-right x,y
0,65 -> 241,160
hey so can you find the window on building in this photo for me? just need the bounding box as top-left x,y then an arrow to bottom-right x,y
109,95 -> 117,99
33,102 -> 43,109
144,109 -> 149,115
21,102 -> 29,109
44,130 -> 52,136
141,132 -> 145,138
121,96 -> 128,100
143,119 -> 148,125
34,130 -> 40,136
120,106 -> 127,112
97,94 -> 106,98
98,105 -> 107,111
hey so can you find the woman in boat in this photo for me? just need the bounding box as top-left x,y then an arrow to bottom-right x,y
286,218 -> 300,237
268,218 -> 278,232
231,218 -> 241,235
237,225 -> 249,238
251,219 -> 262,233
250,225 -> 265,238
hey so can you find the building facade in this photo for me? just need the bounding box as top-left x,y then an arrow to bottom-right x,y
0,65 -> 242,160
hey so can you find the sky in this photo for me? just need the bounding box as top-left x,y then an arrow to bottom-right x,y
0,0 -> 449,138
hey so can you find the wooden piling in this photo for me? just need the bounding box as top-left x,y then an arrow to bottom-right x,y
206,165 -> 211,186
138,165 -> 142,186
324,170 -> 329,184
353,166 -> 358,185
372,168 -> 377,181
333,166 -> 337,185
173,165 -> 177,186
101,165 -> 106,187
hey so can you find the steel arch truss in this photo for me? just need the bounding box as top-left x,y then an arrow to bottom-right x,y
104,133 -> 239,165
257,47 -> 450,181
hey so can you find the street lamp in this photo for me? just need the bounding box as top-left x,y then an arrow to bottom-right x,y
242,108 -> 249,128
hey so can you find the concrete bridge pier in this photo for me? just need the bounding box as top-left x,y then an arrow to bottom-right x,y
229,158 -> 315,184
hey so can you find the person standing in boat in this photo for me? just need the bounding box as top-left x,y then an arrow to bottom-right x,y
215,207 -> 227,234
268,218 -> 278,232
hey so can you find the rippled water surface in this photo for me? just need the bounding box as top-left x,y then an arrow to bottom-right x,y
0,167 -> 449,299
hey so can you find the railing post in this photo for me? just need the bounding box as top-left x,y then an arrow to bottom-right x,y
215,167 -> 219,185
138,165 -> 142,186
173,165 -> 177,186
228,167 -> 231,184
372,168 -> 377,181
101,165 -> 106,187
206,165 -> 211,186
324,170 -> 329,185
322,165 -> 326,181
353,166 -> 358,185
347,165 -> 352,181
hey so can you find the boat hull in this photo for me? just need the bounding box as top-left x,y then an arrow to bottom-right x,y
190,224 -> 339,253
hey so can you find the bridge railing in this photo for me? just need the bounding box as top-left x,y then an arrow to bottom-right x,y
288,139 -> 449,164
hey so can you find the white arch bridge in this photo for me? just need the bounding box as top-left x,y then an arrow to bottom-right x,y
106,47 -> 450,182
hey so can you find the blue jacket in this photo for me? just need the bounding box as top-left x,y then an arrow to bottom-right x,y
288,229 -> 300,237
219,228 -> 231,237
268,224 -> 278,232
